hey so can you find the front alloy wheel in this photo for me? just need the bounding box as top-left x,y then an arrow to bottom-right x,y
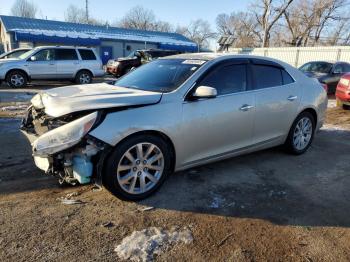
117,143 -> 164,195
7,71 -> 27,88
104,135 -> 172,200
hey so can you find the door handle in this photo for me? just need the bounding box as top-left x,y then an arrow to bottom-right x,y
49,63 -> 55,66
240,104 -> 254,111
287,95 -> 298,101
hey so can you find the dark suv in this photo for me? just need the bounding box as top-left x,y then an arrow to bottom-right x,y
106,49 -> 182,77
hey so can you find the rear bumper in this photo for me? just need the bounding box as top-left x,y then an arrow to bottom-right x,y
335,91 -> 350,104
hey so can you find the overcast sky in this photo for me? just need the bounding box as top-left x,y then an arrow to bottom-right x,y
0,0 -> 250,28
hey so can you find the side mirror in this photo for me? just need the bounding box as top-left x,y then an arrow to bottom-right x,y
192,86 -> 217,99
30,56 -> 37,61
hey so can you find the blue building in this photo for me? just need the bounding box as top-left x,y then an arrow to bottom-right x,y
0,15 -> 197,64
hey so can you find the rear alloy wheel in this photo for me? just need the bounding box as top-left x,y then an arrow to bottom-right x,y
285,112 -> 315,155
75,70 -> 92,84
7,71 -> 27,88
104,135 -> 172,200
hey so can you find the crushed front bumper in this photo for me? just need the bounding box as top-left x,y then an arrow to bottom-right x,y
20,106 -> 106,185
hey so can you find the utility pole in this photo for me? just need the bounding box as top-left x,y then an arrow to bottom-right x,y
85,0 -> 89,24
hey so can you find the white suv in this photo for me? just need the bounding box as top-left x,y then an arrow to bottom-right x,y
0,46 -> 105,88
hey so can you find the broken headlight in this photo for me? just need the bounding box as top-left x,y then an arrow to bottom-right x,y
33,112 -> 98,156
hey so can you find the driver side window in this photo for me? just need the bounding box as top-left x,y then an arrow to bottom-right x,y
33,49 -> 55,61
199,64 -> 247,96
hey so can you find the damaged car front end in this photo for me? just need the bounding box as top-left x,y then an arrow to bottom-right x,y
21,102 -> 108,185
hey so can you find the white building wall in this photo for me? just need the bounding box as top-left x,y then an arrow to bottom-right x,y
227,46 -> 350,67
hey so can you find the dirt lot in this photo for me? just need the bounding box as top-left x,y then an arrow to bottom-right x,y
1,83 -> 350,261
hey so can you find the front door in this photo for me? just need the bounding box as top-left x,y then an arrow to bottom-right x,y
27,48 -> 56,79
251,62 -> 300,145
100,46 -> 113,65
180,60 -> 255,166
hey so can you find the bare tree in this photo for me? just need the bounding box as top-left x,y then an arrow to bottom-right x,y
118,6 -> 156,31
251,0 -> 295,47
64,4 -> 105,25
216,12 -> 260,47
177,19 -> 216,50
65,5 -> 86,24
282,0 -> 348,46
117,6 -> 175,33
11,0 -> 38,18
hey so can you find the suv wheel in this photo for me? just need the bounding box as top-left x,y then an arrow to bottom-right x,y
75,70 -> 92,84
285,112 -> 315,155
104,135 -> 173,201
6,70 -> 27,88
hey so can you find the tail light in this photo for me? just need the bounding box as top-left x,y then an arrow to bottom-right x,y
321,83 -> 328,93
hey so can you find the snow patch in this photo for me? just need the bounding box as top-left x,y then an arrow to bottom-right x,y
115,227 -> 193,262
1,105 -> 28,111
328,99 -> 337,108
321,124 -> 349,132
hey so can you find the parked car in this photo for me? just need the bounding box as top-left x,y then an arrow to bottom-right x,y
335,73 -> 350,109
0,48 -> 31,59
21,54 -> 327,200
106,49 -> 182,77
299,61 -> 350,94
0,46 -> 104,88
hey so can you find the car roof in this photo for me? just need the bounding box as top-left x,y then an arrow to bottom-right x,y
160,52 -> 294,67
33,46 -> 93,50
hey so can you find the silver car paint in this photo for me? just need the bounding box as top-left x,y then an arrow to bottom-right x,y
0,46 -> 104,80
89,54 -> 327,171
40,83 -> 163,117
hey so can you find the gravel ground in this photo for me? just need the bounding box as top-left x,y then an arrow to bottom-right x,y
0,84 -> 350,261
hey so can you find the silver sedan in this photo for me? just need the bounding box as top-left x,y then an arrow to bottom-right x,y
21,53 -> 327,200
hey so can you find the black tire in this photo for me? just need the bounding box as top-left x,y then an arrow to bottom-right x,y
6,70 -> 27,88
75,70 -> 93,84
103,135 -> 173,201
284,111 -> 315,155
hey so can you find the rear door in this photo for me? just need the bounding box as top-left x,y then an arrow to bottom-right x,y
26,48 -> 56,79
181,59 -> 256,165
251,59 -> 300,145
55,48 -> 80,78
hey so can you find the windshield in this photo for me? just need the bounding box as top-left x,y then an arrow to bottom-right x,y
127,51 -> 136,58
18,49 -> 36,60
115,59 -> 206,93
299,62 -> 333,74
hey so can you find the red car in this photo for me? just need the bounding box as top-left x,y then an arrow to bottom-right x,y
336,73 -> 350,109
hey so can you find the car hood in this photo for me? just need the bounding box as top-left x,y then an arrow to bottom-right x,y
303,71 -> 328,80
0,58 -> 20,63
34,83 -> 162,117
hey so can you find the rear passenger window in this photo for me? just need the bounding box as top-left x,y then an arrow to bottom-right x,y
78,49 -> 96,60
199,64 -> 247,95
55,49 -> 78,60
282,69 -> 294,85
253,65 -> 282,89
